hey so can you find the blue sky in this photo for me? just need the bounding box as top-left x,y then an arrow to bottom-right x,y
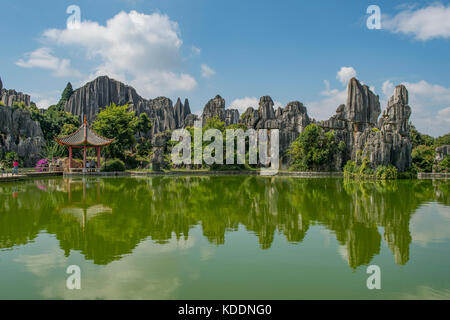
1,0 -> 449,136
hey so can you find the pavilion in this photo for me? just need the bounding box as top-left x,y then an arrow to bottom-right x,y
55,116 -> 114,172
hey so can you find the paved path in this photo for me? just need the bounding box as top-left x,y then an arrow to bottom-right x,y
0,173 -> 26,182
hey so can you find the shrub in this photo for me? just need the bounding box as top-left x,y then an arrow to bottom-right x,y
343,160 -> 356,175
102,159 -> 125,172
288,124 -> 338,171
5,152 -> 20,167
398,167 -> 417,179
435,155 -> 450,173
412,145 -> 434,172
123,152 -> 139,169
359,157 -> 373,175
375,165 -> 398,180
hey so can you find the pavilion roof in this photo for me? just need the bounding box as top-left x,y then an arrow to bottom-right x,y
55,117 -> 114,146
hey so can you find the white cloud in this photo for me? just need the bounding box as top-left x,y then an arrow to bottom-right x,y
230,97 -> 259,113
200,64 -> 216,78
307,88 -> 347,121
307,68 -> 353,120
410,203 -> 450,247
191,46 -> 201,55
41,10 -> 197,97
29,90 -> 60,109
16,47 -> 81,77
382,80 -> 395,97
321,80 -> 339,96
336,67 -> 356,86
229,96 -> 283,114
383,3 -> 450,40
438,107 -> 450,120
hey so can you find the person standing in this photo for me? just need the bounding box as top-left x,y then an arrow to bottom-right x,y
12,160 -> 19,175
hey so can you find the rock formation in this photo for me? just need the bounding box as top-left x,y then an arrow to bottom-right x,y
240,97 -> 311,159
64,75 -> 195,136
0,105 -> 46,167
174,98 -> 191,128
434,145 -> 450,172
65,76 -> 146,121
150,131 -> 171,170
201,95 -> 239,126
0,78 -> 45,166
62,75 -> 414,171
1,86 -> 32,107
361,84 -> 412,171
236,78 -> 413,170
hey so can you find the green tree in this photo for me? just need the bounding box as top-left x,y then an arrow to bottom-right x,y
59,82 -> 74,107
435,133 -> 450,147
136,113 -> 152,137
93,103 -> 138,159
27,82 -> 79,141
412,145 -> 434,172
205,116 -> 225,132
436,155 -> 450,172
409,124 -> 434,148
288,124 -> 338,171
41,142 -> 66,159
60,123 -> 78,136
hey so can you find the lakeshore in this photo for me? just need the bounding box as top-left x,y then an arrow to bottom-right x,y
2,169 -> 449,181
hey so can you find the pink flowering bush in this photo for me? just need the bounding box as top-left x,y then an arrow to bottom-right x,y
35,159 -> 49,172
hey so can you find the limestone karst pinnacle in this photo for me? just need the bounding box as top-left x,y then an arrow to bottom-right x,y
52,75 -> 415,170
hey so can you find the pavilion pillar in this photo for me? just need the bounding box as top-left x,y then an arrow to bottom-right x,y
69,146 -> 72,170
83,145 -> 87,169
97,147 -> 101,169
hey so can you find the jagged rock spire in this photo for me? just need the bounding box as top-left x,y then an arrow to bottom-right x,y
344,77 -> 380,128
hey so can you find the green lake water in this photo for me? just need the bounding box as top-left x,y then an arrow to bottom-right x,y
0,176 -> 449,299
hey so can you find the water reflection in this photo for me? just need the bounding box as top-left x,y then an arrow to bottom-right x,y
0,176 -> 448,268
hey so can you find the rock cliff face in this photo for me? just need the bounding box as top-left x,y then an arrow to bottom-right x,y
239,97 -> 311,159
360,85 -> 412,171
65,76 -> 146,121
236,77 -> 412,170
1,77 -> 32,107
434,145 -> 450,172
64,76 -> 195,136
201,95 -> 239,126
0,105 -> 46,166
0,78 -> 45,166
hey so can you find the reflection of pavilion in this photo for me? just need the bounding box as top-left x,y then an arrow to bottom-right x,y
56,178 -> 112,229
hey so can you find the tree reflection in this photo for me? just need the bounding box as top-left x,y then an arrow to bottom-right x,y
0,176 -> 448,268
